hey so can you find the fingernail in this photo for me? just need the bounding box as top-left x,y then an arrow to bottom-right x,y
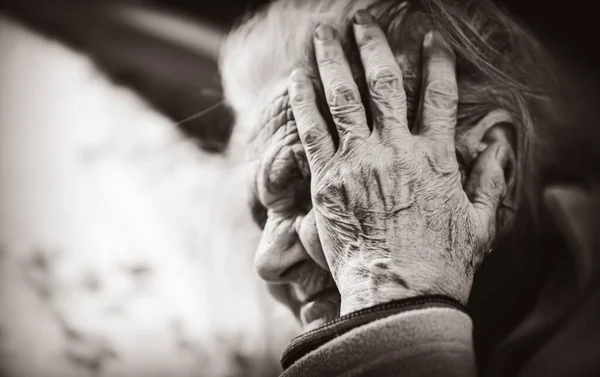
353,10 -> 374,24
315,24 -> 333,40
290,68 -> 308,83
423,30 -> 435,48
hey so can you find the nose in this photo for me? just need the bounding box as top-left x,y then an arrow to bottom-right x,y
254,213 -> 309,282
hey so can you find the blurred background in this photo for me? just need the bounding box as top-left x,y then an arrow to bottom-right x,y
0,0 -> 597,376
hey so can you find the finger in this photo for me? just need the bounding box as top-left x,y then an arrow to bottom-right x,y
465,144 -> 509,230
256,125 -> 302,210
419,31 -> 459,147
255,213 -> 308,282
352,10 -> 410,142
289,68 -> 335,177
314,24 -> 370,145
294,209 -> 329,271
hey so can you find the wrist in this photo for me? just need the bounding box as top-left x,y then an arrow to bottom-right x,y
339,279 -> 418,316
338,272 -> 474,314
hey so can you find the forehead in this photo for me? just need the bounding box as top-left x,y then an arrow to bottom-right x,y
220,0 -> 393,128
221,0 -> 464,162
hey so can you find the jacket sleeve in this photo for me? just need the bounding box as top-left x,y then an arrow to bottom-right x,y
280,295 -> 477,377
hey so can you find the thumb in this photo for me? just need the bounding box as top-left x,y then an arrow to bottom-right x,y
465,144 -> 510,227
295,209 -> 329,271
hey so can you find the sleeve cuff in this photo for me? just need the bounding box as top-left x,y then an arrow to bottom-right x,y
281,295 -> 469,370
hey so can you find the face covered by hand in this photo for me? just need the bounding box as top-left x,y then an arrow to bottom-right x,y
232,0 -> 521,332
247,92 -> 340,331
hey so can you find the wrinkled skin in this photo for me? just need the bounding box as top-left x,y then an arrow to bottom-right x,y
249,11 -> 513,330
288,12 -> 509,315
250,95 -> 340,330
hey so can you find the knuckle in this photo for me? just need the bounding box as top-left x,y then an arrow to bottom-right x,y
301,125 -> 325,147
426,75 -> 457,94
330,105 -> 366,128
317,53 -> 341,70
369,66 -> 403,92
338,134 -> 362,154
327,81 -> 360,107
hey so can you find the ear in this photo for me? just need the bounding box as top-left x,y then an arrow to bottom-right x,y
455,109 -> 518,238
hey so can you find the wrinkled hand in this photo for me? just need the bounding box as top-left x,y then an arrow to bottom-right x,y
288,14 -> 509,314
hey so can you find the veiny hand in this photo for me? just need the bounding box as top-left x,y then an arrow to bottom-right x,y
288,11 -> 510,315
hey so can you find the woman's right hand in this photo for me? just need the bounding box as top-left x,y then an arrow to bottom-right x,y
288,13 -> 510,314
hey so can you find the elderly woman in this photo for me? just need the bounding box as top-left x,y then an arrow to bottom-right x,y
220,0 -> 600,376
